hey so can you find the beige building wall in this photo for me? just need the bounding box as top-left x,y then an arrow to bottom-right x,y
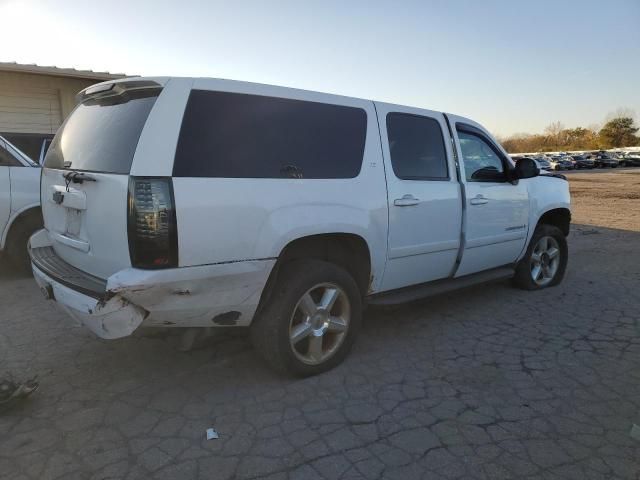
0,71 -> 96,135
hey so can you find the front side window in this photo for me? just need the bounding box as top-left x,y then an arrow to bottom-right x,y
173,90 -> 367,179
457,131 -> 506,182
386,113 -> 448,180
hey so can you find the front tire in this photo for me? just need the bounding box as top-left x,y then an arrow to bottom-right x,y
513,224 -> 568,290
251,259 -> 362,376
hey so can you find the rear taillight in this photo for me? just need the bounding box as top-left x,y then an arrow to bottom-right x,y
127,177 -> 178,269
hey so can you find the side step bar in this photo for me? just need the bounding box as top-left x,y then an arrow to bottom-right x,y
367,266 -> 515,306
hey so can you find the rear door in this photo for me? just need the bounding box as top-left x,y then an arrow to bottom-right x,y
40,80 -> 166,279
448,117 -> 529,277
375,103 -> 462,291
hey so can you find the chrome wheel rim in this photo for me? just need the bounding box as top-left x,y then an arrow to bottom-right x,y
530,236 -> 560,286
289,283 -> 350,365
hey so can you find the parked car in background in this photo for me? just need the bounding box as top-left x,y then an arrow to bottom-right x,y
618,152 -> 640,167
0,136 -> 42,269
560,156 -> 575,170
548,158 -> 564,171
570,155 -> 595,169
593,153 -> 618,168
1,135 -> 54,165
30,77 -> 571,376
533,157 -> 552,171
550,156 -> 573,170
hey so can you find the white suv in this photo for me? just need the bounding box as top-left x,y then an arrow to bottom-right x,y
30,77 -> 571,376
1,136 -> 42,269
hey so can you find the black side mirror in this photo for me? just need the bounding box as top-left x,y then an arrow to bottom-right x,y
514,158 -> 540,179
471,166 -> 505,182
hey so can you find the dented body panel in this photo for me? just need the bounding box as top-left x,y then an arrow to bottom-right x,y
107,258 -> 275,328
30,229 -> 275,338
32,266 -> 147,339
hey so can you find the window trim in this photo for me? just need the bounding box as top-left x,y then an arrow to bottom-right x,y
456,123 -> 512,183
385,112 -> 450,182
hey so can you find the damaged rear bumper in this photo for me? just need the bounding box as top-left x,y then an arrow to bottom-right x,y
29,230 -> 275,339
32,266 -> 148,339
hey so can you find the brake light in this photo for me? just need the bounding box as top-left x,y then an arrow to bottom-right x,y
127,177 -> 178,268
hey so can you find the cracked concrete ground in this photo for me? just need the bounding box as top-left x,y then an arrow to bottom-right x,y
1,170 -> 639,479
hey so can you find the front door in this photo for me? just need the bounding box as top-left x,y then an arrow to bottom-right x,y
0,141 -> 15,242
376,103 -> 462,291
450,119 -> 529,277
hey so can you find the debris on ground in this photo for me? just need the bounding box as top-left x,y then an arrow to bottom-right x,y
206,428 -> 219,440
0,376 -> 39,410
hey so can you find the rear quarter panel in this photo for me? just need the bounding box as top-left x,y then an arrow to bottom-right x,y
158,80 -> 389,292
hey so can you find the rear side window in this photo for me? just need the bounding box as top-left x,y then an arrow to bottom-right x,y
386,113 -> 448,180
173,90 -> 367,178
45,89 -> 159,174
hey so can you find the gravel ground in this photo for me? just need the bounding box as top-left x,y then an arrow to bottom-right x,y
0,169 -> 639,479
567,168 -> 640,231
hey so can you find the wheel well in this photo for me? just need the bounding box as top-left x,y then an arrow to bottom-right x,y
5,207 -> 43,249
537,208 -> 570,236
259,233 -> 372,307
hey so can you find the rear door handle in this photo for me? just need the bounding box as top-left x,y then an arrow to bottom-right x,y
394,194 -> 420,207
470,195 -> 488,206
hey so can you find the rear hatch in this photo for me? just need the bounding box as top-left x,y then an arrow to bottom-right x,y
41,81 -> 162,279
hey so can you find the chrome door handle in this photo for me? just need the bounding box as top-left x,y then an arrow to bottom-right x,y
394,194 -> 420,207
470,195 -> 488,205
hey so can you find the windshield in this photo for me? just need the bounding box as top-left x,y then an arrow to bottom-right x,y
44,88 -> 160,174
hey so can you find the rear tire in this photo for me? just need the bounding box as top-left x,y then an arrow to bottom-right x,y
513,224 -> 567,290
250,259 -> 362,377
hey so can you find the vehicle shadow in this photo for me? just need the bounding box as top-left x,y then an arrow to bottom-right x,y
0,257 -> 31,281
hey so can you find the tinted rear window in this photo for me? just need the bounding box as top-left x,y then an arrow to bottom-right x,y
173,90 -> 367,178
44,89 -> 159,174
386,113 -> 448,180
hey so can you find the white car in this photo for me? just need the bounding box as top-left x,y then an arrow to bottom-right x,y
547,158 -> 564,171
30,77 -> 571,375
532,158 -> 552,171
0,136 -> 42,269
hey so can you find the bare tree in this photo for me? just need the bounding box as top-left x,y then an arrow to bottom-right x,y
605,107 -> 636,123
544,121 -> 564,149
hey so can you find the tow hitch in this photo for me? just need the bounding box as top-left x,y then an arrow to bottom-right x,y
40,284 -> 54,300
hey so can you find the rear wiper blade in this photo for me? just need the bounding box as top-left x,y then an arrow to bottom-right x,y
63,171 -> 97,184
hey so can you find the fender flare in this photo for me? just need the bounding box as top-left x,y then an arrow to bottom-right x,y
517,204 -> 571,262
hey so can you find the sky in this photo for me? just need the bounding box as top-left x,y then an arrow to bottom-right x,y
1,0 -> 638,137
